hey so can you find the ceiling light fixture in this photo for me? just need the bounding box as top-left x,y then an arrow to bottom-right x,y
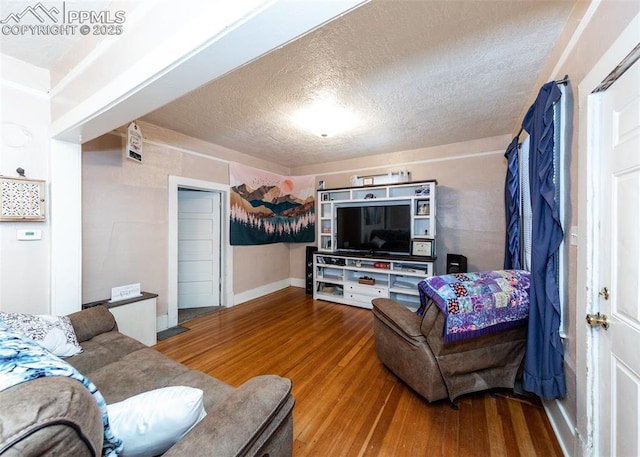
292,99 -> 358,138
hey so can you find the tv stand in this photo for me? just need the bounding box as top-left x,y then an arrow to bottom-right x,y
313,252 -> 434,310
315,180 -> 437,309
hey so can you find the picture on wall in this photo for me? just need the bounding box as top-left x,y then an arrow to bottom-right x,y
229,163 -> 315,245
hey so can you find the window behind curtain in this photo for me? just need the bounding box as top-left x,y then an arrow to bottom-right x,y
520,136 -> 532,272
519,84 -> 568,337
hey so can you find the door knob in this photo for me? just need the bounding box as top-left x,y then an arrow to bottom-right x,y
586,312 -> 610,330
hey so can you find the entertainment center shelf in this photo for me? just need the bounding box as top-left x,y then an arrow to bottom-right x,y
314,180 -> 438,309
313,253 -> 434,310
318,180 -> 436,251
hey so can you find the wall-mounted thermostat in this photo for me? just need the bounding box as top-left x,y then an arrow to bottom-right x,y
17,229 -> 42,240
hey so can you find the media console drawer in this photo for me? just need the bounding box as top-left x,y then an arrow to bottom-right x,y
345,283 -> 389,306
345,283 -> 387,296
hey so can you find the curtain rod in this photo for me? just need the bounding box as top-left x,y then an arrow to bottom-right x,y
516,75 -> 569,139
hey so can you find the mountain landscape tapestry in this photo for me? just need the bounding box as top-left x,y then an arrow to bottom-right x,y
229,163 -> 315,245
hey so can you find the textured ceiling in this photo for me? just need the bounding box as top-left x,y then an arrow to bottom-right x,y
1,1 -> 576,168
141,0 -> 575,167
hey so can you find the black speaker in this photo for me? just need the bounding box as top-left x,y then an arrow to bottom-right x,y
446,254 -> 467,274
305,246 -> 318,294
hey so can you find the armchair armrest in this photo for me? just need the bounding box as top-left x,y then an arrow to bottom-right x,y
372,298 -> 423,340
164,375 -> 294,457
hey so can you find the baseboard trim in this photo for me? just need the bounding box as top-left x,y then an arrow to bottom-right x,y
543,398 -> 575,457
289,277 -> 306,289
233,278 -> 304,306
156,313 -> 169,332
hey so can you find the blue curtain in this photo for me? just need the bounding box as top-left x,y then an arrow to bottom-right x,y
521,82 -> 566,400
503,137 -> 521,269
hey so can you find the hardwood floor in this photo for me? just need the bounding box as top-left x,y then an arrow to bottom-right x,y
154,287 -> 563,457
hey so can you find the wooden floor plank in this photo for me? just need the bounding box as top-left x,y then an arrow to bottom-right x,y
154,287 -> 563,457
467,395 -> 491,455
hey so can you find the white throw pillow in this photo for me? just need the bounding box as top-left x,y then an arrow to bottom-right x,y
107,386 -> 207,457
0,312 -> 83,357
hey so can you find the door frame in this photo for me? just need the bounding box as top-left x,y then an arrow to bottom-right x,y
576,12 -> 640,456
168,175 -> 233,328
177,189 -> 223,309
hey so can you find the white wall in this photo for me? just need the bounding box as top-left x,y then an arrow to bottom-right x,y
0,55 -> 51,313
49,140 -> 82,316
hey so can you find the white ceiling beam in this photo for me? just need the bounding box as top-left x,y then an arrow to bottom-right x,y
50,0 -> 368,144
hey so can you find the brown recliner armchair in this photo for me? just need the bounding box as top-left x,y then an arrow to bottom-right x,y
372,297 -> 527,404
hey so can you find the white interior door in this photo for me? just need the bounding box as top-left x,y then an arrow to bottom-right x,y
596,60 -> 640,457
178,190 -> 221,308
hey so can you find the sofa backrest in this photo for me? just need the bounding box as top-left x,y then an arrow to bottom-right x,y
68,306 -> 117,343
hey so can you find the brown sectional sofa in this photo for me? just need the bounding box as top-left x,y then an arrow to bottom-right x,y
372,297 -> 527,403
0,305 -> 295,456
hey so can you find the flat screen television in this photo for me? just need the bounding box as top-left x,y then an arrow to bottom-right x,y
336,203 -> 411,255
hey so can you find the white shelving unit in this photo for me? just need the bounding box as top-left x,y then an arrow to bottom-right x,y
313,254 -> 434,310
315,180 -> 437,309
317,180 -> 436,252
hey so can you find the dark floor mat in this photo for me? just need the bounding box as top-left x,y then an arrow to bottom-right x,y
157,325 -> 189,341
178,306 -> 224,324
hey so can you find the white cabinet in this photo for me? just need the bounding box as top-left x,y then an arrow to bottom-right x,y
313,254 -> 433,310
109,295 -> 157,347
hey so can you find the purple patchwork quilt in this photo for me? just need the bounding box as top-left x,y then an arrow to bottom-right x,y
417,270 -> 530,343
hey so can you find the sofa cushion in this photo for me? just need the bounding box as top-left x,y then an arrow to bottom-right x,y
107,386 -> 207,457
68,330 -> 235,409
0,312 -> 82,357
167,370 -> 235,412
81,348 -> 191,404
67,331 -> 148,376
